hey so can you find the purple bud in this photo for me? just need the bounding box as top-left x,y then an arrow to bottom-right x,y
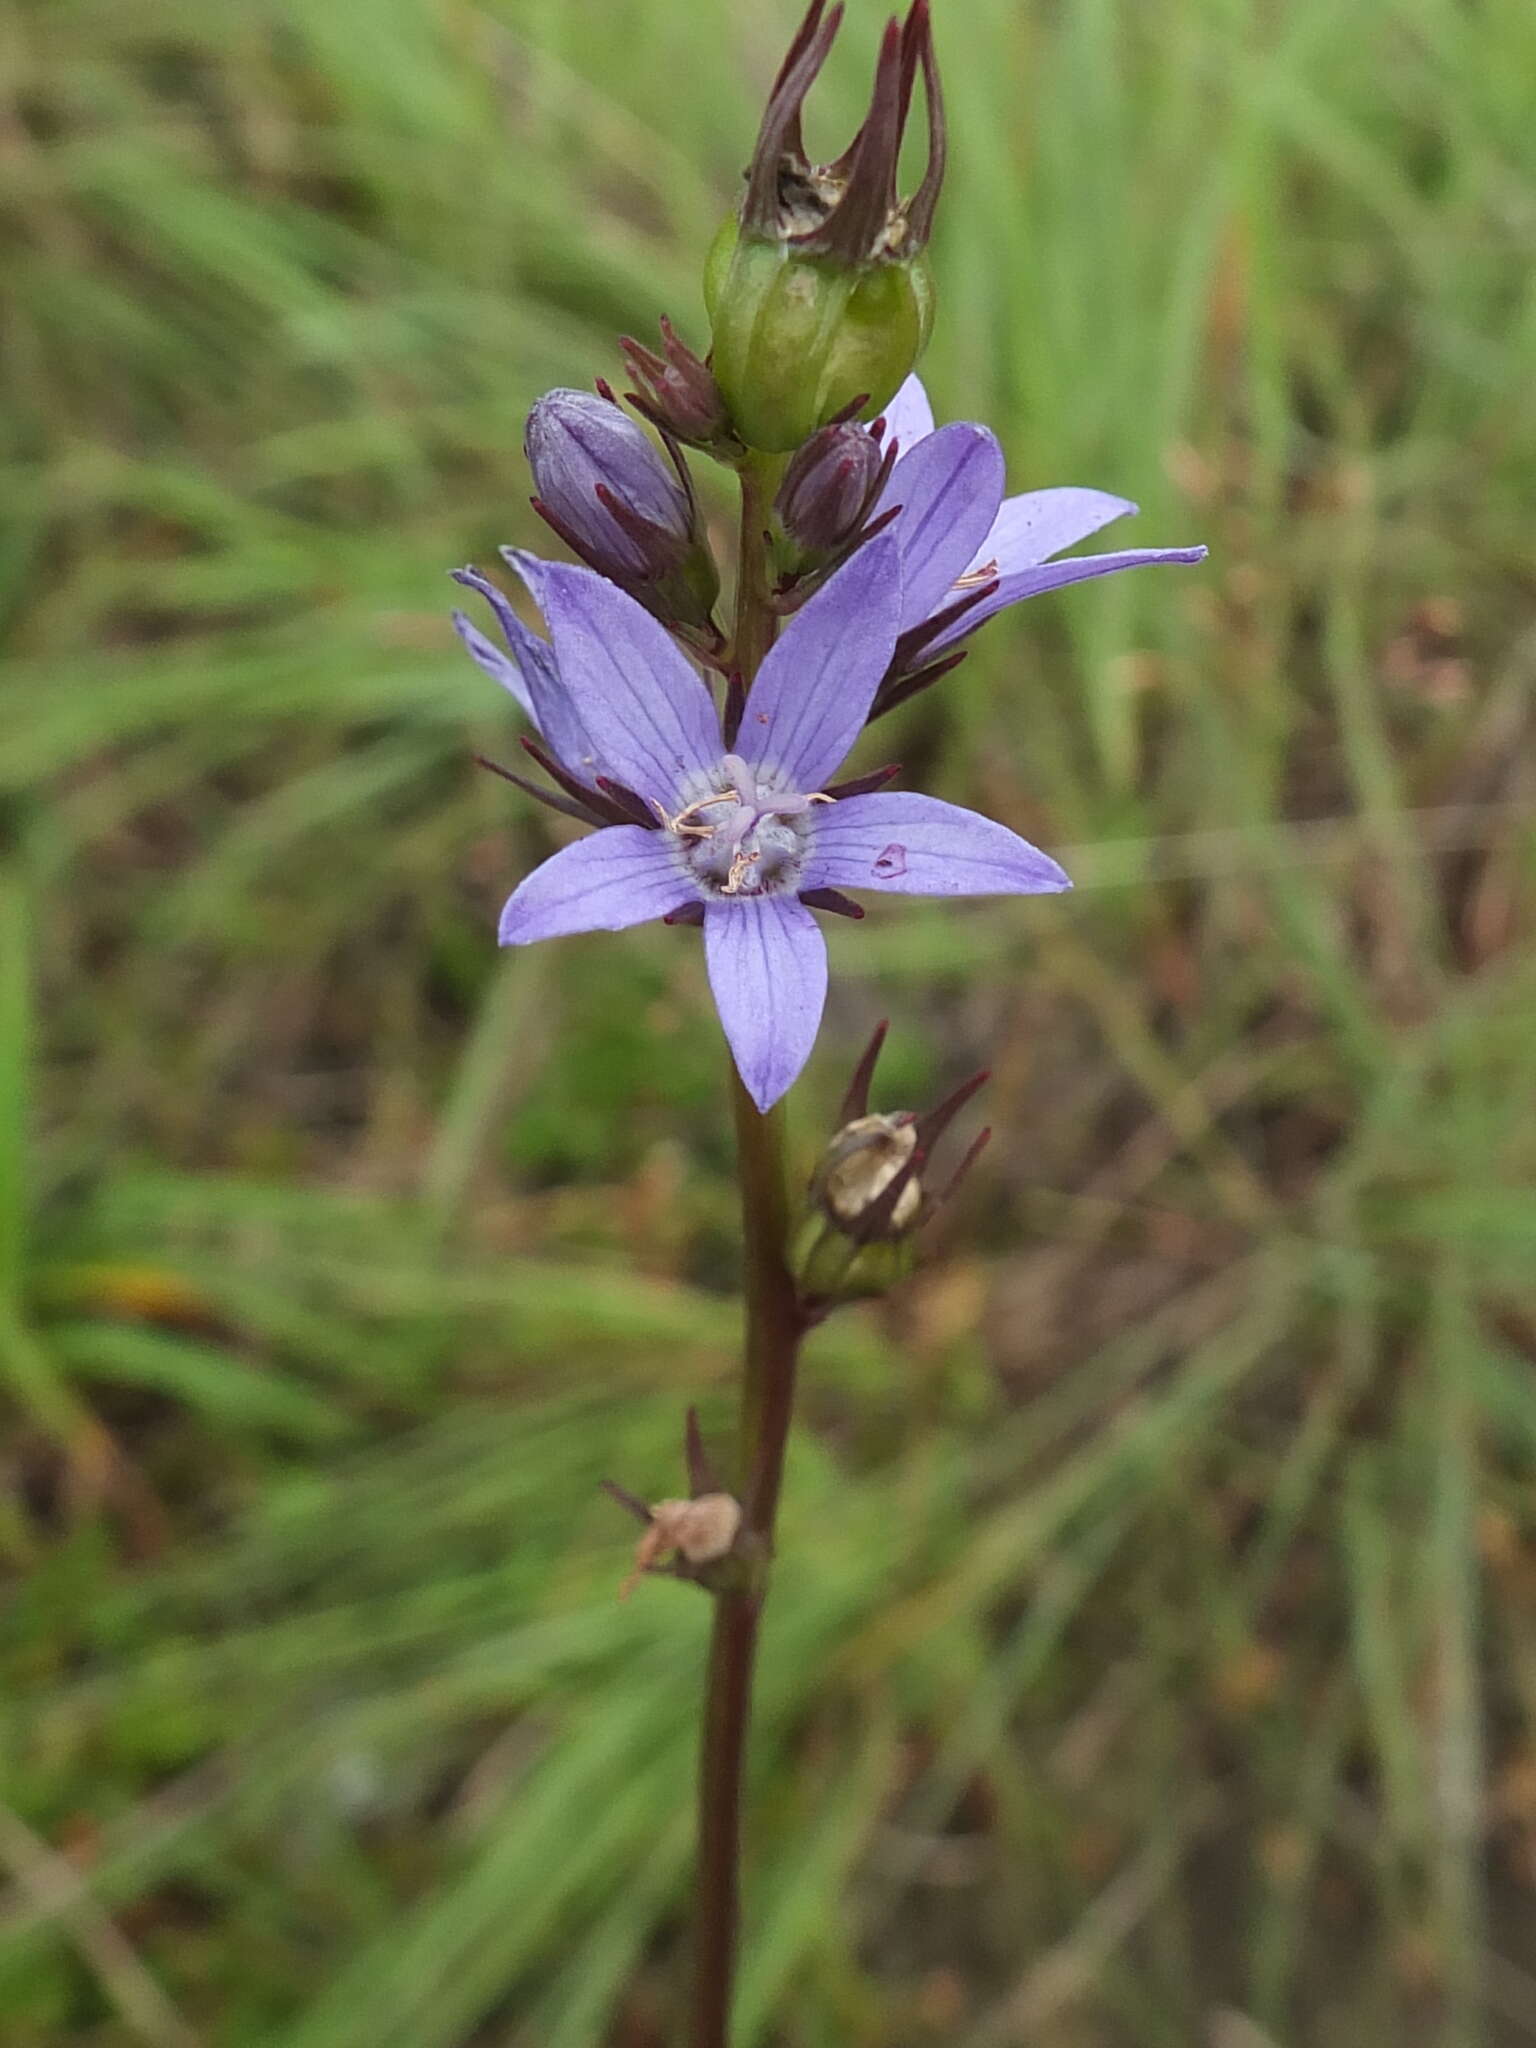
524,389 -> 720,634
526,388 -> 690,573
774,421 -> 886,558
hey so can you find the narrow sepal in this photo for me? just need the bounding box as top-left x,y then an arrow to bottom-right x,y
839,1019 -> 889,1124
473,753 -> 609,828
798,886 -> 864,920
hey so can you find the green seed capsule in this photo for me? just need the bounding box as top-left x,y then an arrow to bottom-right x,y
705,0 -> 946,454
706,224 -> 934,453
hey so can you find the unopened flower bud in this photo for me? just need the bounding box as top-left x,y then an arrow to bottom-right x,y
619,319 -> 737,454
773,421 -> 887,568
705,1 -> 944,451
525,388 -> 720,633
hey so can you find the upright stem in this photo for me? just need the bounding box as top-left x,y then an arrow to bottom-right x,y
730,451 -> 785,681
690,453 -> 804,2048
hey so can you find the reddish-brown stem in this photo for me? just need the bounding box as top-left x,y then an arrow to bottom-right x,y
689,456 -> 804,2048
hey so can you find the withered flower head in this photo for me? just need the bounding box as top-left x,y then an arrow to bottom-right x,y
744,0 -> 945,264
621,1495 -> 743,1601
704,1 -> 946,450
794,1022 -> 994,1310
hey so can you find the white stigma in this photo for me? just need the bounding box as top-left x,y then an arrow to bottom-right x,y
661,754 -> 830,899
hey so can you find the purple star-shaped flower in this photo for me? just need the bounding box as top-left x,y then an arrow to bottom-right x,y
872,376 -> 1208,667
454,534 -> 1068,1111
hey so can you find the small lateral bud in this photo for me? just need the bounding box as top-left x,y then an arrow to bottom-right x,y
772,420 -> 887,569
607,1408 -> 744,1599
795,1112 -> 924,1308
525,388 -> 721,633
619,319 -> 738,454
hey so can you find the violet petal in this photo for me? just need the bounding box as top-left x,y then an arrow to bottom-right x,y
877,373 -> 935,452
504,552 -> 720,805
877,424 -> 1005,635
804,791 -> 1071,897
979,487 -> 1137,572
703,896 -> 828,1112
498,826 -> 691,944
454,563 -> 607,780
451,610 -> 535,721
923,544 -> 1210,657
737,533 -> 901,791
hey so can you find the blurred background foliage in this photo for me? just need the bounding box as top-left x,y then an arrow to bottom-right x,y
3,0 -> 1536,2041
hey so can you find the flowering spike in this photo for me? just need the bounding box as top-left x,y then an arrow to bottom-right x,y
839,1020 -> 888,1124
489,538 -> 1070,1111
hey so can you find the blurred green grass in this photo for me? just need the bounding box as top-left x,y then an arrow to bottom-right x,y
3,0 -> 1536,2041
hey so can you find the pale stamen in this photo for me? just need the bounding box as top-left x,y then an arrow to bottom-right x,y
660,758 -> 835,899
721,846 -> 762,895
655,789 -> 740,838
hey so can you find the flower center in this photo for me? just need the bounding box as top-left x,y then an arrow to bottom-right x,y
659,753 -> 830,899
